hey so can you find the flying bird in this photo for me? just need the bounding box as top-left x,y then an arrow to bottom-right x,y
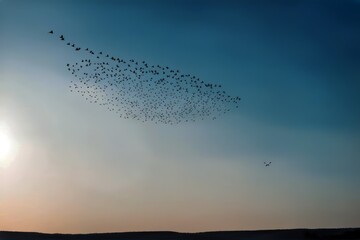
48,30 -> 53,34
264,162 -> 272,167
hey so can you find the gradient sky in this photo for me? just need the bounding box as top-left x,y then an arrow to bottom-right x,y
1,0 -> 360,233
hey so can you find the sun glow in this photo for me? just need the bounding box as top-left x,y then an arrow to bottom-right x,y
0,124 -> 16,167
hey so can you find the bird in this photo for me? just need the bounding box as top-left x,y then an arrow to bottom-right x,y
48,30 -> 53,34
264,162 -> 272,167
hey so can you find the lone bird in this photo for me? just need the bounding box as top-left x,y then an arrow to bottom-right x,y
48,30 -> 53,34
264,162 -> 272,167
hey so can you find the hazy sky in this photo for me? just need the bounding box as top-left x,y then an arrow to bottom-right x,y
0,0 -> 360,233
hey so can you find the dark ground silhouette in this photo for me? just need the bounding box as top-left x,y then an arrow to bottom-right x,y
1,228 -> 360,240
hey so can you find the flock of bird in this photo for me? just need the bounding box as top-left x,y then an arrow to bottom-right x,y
49,30 -> 241,124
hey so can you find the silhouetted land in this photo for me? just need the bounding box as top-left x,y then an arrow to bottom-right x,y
1,228 -> 360,240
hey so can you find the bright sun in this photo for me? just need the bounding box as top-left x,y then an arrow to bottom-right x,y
0,124 -> 15,167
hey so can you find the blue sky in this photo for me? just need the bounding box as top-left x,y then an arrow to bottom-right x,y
0,0 -> 359,233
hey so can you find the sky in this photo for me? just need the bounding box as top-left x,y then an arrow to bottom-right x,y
0,0 -> 360,233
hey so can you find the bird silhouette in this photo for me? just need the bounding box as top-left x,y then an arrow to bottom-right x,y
264,162 -> 272,167
48,30 -> 53,34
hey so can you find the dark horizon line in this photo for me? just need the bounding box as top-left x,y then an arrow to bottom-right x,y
2,228 -> 360,240
2,227 -> 360,235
